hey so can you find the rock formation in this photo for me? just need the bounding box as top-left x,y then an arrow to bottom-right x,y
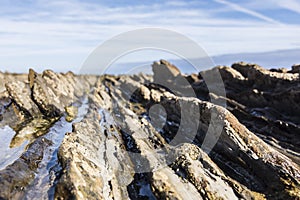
0,61 -> 299,200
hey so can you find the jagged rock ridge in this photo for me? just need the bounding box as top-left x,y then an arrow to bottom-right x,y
0,60 -> 299,200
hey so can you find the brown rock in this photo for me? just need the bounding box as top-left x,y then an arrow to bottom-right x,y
5,81 -> 41,118
0,62 -> 299,200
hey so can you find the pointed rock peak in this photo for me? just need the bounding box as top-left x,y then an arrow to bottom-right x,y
152,60 -> 181,82
29,68 -> 37,89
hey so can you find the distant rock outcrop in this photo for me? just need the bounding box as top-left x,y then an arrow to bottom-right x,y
152,59 -> 181,81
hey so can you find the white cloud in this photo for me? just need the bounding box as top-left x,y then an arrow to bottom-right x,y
0,0 -> 299,72
271,0 -> 300,14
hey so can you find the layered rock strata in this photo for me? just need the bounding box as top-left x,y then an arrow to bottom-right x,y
0,61 -> 299,200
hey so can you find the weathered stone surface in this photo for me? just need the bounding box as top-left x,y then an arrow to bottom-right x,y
5,81 -> 41,118
291,64 -> 300,73
169,144 -> 258,200
0,136 -> 52,200
0,73 -> 29,123
65,106 -> 78,122
122,76 -> 300,199
0,72 -> 27,94
152,59 -> 181,82
231,62 -> 299,86
207,62 -> 300,166
55,119 -> 106,199
0,61 -> 299,200
55,103 -> 135,200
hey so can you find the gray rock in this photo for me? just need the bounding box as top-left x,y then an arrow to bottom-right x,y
0,62 -> 299,200
291,64 -> 300,73
152,59 -> 181,82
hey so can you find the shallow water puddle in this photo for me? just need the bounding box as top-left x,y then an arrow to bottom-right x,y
0,126 -> 28,170
24,98 -> 89,200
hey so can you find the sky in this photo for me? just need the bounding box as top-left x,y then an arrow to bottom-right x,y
0,0 -> 300,73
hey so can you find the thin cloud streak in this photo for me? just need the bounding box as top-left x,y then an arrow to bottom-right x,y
214,0 -> 282,24
272,0 -> 300,14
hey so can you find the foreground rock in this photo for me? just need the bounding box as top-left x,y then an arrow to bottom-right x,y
0,61 -> 299,200
0,69 -> 95,199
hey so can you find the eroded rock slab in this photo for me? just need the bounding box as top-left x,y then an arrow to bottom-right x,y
0,61 -> 299,200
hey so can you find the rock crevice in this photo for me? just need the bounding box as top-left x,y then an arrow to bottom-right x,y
0,61 -> 299,200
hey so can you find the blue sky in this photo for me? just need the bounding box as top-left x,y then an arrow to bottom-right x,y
0,0 -> 300,73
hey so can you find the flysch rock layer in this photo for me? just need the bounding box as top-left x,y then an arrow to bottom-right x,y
0,61 -> 299,200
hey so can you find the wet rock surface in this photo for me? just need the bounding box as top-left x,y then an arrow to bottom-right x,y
0,61 -> 299,200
